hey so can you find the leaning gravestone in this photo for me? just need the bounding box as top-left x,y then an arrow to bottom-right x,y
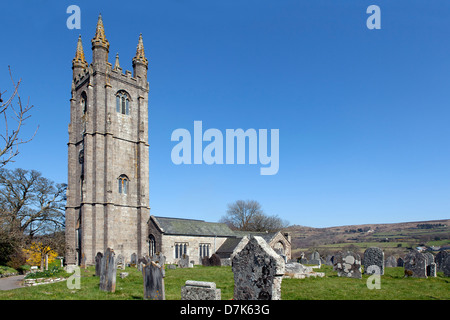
363,247 -> 384,275
333,251 -> 362,279
181,281 -> 221,300
99,248 -> 117,292
232,236 -> 285,300
95,252 -> 103,276
404,251 -> 427,278
143,260 -> 165,300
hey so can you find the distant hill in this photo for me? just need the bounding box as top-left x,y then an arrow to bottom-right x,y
283,219 -> 450,258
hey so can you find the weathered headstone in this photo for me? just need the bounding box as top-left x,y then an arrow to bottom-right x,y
99,248 -> 117,292
232,236 -> 285,300
201,256 -> 211,266
117,254 -> 125,270
423,252 -> 435,277
442,254 -> 450,277
80,253 -> 86,269
178,254 -> 190,268
435,250 -> 449,273
385,255 -> 397,268
181,281 -> 221,300
95,252 -> 103,277
143,261 -> 165,300
404,251 -> 427,278
130,253 -> 137,266
363,247 -> 384,275
325,255 -> 334,266
333,251 -> 362,279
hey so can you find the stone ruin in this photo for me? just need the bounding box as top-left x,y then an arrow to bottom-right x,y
232,236 -> 285,300
181,280 -> 221,300
333,251 -> 362,279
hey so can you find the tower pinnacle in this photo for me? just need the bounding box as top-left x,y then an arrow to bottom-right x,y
72,35 -> 88,70
91,14 -> 109,51
132,34 -> 148,67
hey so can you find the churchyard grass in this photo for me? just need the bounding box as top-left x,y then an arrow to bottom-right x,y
0,265 -> 448,300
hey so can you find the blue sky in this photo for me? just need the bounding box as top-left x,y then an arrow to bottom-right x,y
1,0 -> 449,227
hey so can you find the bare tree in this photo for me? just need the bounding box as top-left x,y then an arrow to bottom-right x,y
0,168 -> 66,241
220,199 -> 289,232
0,67 -> 38,167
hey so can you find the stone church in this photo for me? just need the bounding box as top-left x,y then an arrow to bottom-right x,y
65,16 -> 291,266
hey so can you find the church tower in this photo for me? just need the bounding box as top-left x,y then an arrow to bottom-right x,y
65,15 -> 150,265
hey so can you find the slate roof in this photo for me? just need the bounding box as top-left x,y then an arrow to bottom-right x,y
152,216 -> 236,237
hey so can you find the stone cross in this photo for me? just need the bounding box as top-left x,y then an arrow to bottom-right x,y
143,260 -> 165,300
333,251 -> 362,279
363,247 -> 384,275
95,252 -> 103,277
181,280 -> 221,300
232,236 -> 285,300
99,248 -> 117,292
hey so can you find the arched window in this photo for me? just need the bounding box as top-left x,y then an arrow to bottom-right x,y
116,91 -> 130,115
149,234 -> 156,257
118,175 -> 129,194
80,92 -> 87,114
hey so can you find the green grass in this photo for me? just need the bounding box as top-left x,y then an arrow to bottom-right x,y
0,265 -> 448,300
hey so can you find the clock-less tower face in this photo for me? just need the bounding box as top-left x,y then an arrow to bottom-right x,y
65,16 -> 150,266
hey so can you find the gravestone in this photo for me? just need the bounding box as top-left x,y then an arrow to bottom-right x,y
385,255 -> 397,268
117,254 -> 125,270
130,253 -> 137,266
363,247 -> 384,275
397,257 -> 404,267
209,254 -> 221,266
333,251 -> 362,279
442,254 -> 450,277
232,236 -> 285,300
435,250 -> 449,272
325,255 -> 334,266
423,252 -> 435,277
181,281 -> 221,300
143,261 -> 165,300
95,252 -> 103,276
201,256 -> 210,266
404,251 -> 427,278
80,253 -> 86,269
99,248 -> 117,292
178,254 -> 190,268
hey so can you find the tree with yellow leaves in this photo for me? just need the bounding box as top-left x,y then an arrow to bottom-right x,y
23,242 -> 57,270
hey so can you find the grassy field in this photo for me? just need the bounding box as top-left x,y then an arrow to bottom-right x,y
0,265 -> 448,300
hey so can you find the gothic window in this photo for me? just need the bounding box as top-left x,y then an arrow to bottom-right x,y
149,234 -> 156,257
116,91 -> 130,115
175,242 -> 188,259
118,174 -> 129,194
199,243 -> 211,258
